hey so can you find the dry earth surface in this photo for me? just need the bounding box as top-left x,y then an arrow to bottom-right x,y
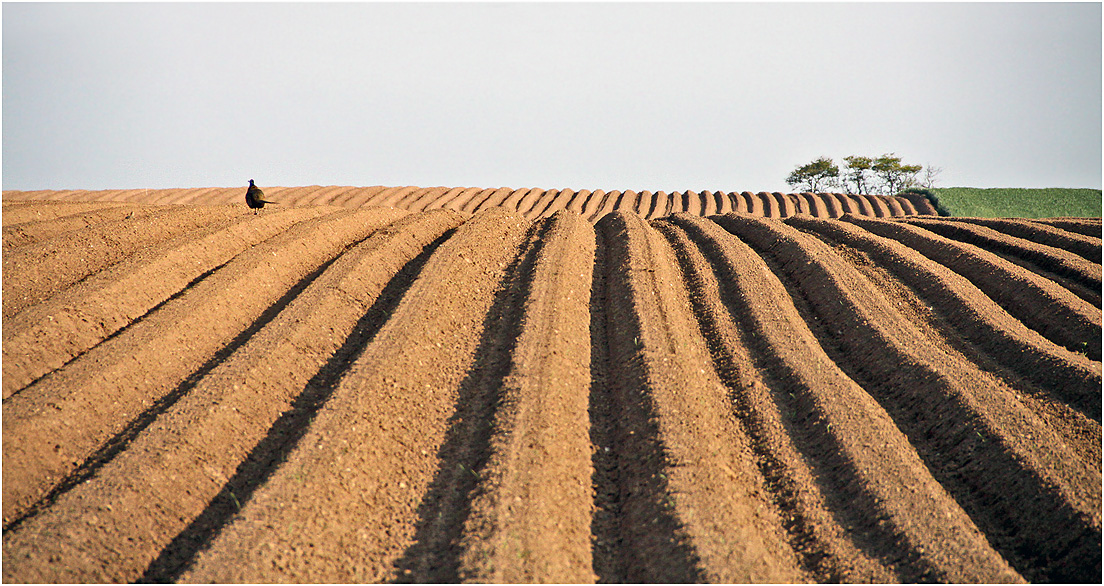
1,186 -> 1100,583
2,185 -> 937,221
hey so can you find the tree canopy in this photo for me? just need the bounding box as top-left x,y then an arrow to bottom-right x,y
785,156 -> 839,192
786,153 -> 932,195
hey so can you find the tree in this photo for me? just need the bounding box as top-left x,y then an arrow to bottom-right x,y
786,153 -> 938,195
872,153 -> 923,195
786,156 -> 839,193
919,164 -> 943,189
841,155 -> 874,195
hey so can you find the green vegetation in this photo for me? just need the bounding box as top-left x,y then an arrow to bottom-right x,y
786,156 -> 839,192
786,153 -> 931,195
929,187 -> 1102,218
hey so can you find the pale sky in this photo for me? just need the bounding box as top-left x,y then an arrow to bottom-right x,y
3,2 -> 1101,193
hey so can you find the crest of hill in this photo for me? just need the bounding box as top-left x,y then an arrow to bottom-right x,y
1,185 -> 937,221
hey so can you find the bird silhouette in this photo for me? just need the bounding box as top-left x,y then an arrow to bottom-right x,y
245,179 -> 277,213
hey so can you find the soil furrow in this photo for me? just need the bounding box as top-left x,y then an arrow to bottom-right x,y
844,215 -> 1101,360
160,188 -> 202,205
865,194 -> 892,217
905,217 -> 1102,292
636,190 -> 656,219
329,186 -> 381,207
291,185 -> 329,205
535,188 -> 572,219
9,190 -> 80,202
3,249 -> 342,534
885,196 -> 907,216
762,193 -> 781,217
655,217 -> 889,583
581,190 -> 610,222
390,186 -> 428,209
391,218 -> 552,582
760,192 -> 779,217
176,208 -> 531,583
788,193 -> 809,215
778,191 -> 798,216
850,194 -> 876,217
2,204 -> 243,319
389,187 -> 427,210
2,206 -> 341,399
515,187 -> 547,218
984,246 -> 1103,307
1,208 -> 404,527
142,214 -> 461,583
614,191 -> 636,218
457,187 -> 496,215
598,190 -> 624,221
421,186 -> 464,211
591,210 -> 805,583
0,195 -> 1095,582
715,214 -> 1101,583
714,191 -> 730,215
1,197 -> 70,212
895,196 -> 918,215
934,216 -> 1101,263
450,211 -> 596,582
0,210 -> 463,583
362,186 -> 402,208
591,208 -> 710,583
699,190 -> 717,216
469,187 -> 514,214
2,203 -> 146,248
656,190 -> 672,217
398,187 -> 440,211
402,212 -> 597,583
833,194 -> 856,215
900,192 -> 939,215
821,193 -> 844,217
586,220 -> 619,581
785,215 -> 1102,419
629,190 -> 647,218
379,186 -> 415,208
743,192 -> 762,216
661,214 -> 1020,583
441,187 -> 484,213
500,188 -> 531,215
6,187 -> 937,219
289,185 -> 327,205
715,191 -> 733,216
727,192 -> 743,215
564,189 -> 590,216
806,193 -> 830,217
1031,217 -> 1101,237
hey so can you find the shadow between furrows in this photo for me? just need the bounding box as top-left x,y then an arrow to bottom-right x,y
391,219 -> 551,583
586,214 -> 703,583
3,257 -> 233,405
713,219 -> 1099,583
0,253 -> 337,536
137,229 -> 454,582
586,224 -> 620,581
656,218 -> 929,582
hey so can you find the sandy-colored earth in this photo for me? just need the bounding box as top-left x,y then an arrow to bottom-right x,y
1,186 -> 1099,583
2,185 -> 938,221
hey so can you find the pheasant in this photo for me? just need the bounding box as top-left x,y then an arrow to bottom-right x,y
245,179 -> 277,213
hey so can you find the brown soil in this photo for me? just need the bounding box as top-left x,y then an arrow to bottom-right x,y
904,217 -> 1101,294
2,185 -> 936,223
932,216 -> 1102,263
2,190 -> 1099,583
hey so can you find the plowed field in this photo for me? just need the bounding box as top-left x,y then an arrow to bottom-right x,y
1,185 -> 937,221
2,189 -> 1100,583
